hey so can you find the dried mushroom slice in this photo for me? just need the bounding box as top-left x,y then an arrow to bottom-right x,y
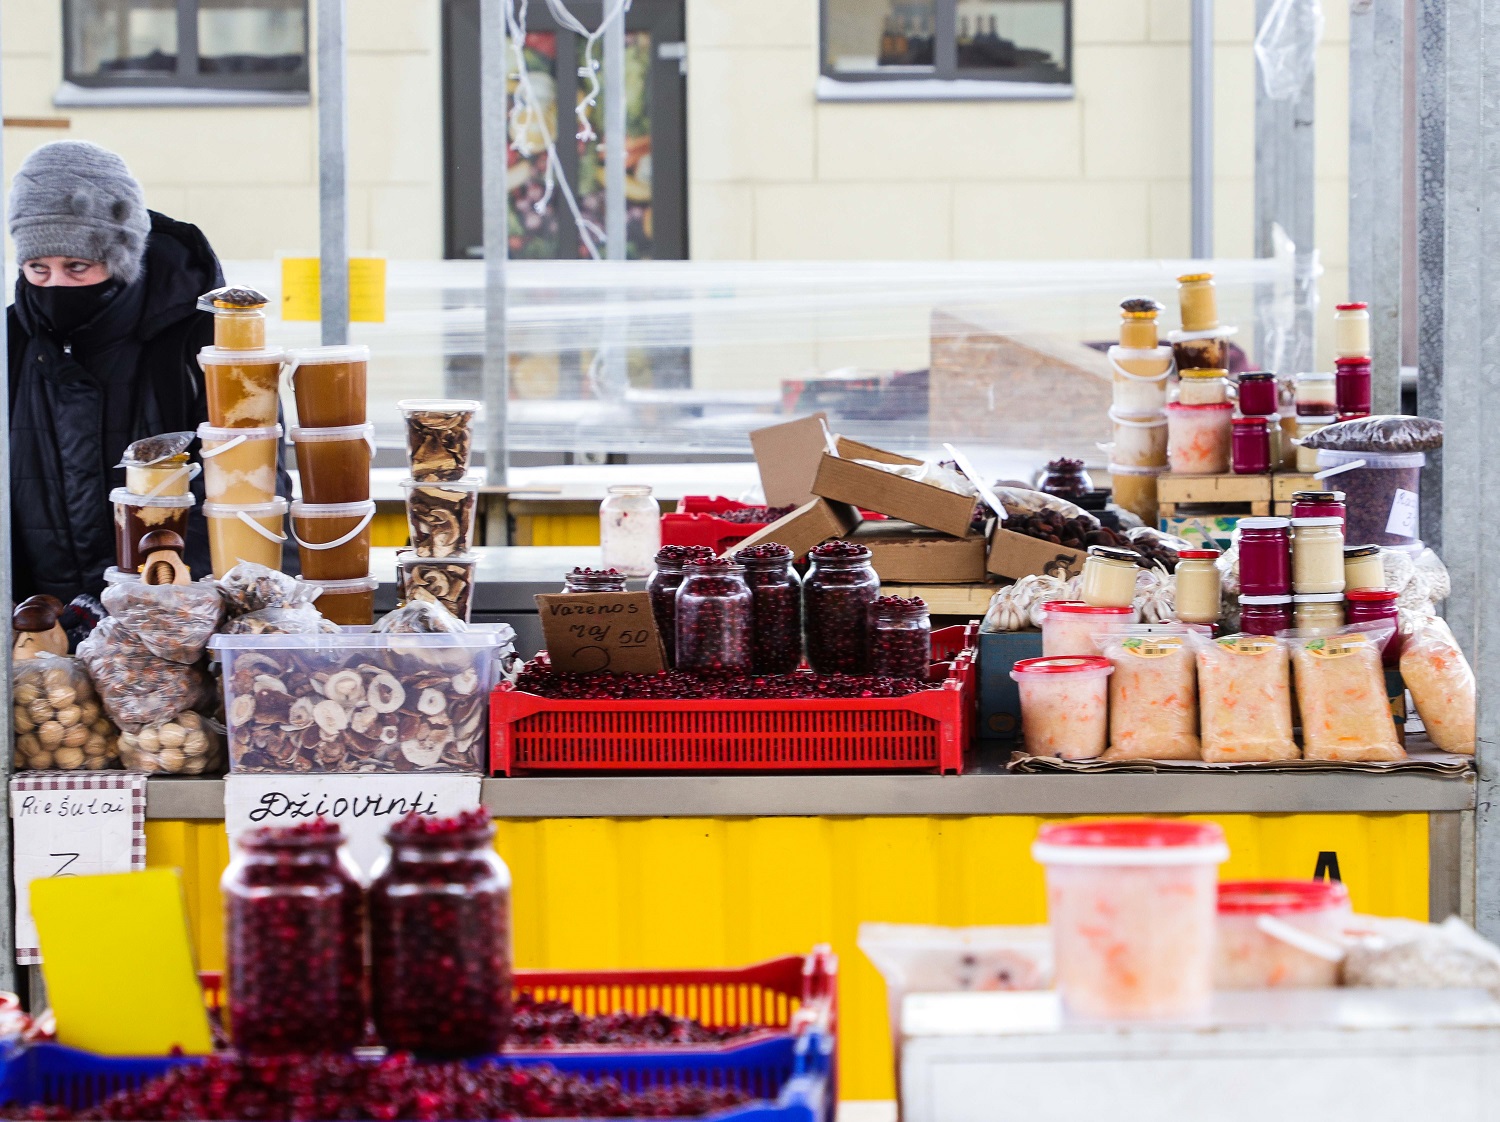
405,485 -> 476,557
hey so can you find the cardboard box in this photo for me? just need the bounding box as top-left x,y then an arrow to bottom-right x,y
749,414 -> 832,507
730,498 -> 859,560
986,526 -> 1087,581
979,629 -> 1044,740
852,521 -> 988,584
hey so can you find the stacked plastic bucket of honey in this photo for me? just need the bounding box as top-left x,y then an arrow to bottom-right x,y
1106,296 -> 1172,523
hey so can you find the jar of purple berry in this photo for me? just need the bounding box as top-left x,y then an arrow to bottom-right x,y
222,820 -> 366,1055
734,542 -> 803,674
370,810 -> 512,1057
563,567 -> 626,593
646,545 -> 717,667
868,595 -> 931,679
804,540 -> 880,674
675,559 -> 754,673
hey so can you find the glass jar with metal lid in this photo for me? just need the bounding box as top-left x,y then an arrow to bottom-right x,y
1177,272 -> 1219,332
1081,545 -> 1140,609
1334,301 -> 1371,358
1294,372 -> 1337,417
1293,593 -> 1346,634
1291,516 -> 1345,595
1238,517 -> 1292,597
1295,416 -> 1335,472
1235,372 -> 1279,417
1174,550 -> 1222,626
1291,491 -> 1346,525
1344,545 -> 1385,592
1239,595 -> 1293,637
1178,367 -> 1229,405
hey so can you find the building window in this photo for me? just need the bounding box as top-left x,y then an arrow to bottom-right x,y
821,0 -> 1070,97
64,0 -> 309,92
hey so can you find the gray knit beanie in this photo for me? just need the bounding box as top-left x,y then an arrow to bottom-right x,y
8,141 -> 150,284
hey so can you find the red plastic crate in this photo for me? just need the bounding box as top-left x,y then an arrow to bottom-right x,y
662,497 -> 887,555
490,626 -> 976,776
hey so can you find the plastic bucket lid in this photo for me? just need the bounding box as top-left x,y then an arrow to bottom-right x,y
1009,655 -> 1112,684
302,575 -> 380,594
398,398 -> 481,416
288,423 -> 376,443
198,346 -> 284,365
109,487 -> 195,509
1107,463 -> 1165,478
198,422 -> 282,443
202,498 -> 288,518
291,500 -> 376,519
1033,818 -> 1230,867
1166,400 -> 1235,412
1218,879 -> 1350,915
1041,601 -> 1134,617
1107,409 -> 1168,427
398,551 -> 480,569
285,345 -> 370,365
1316,449 -> 1427,469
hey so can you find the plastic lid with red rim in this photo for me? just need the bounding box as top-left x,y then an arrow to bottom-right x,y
1166,401 -> 1236,411
1232,415 -> 1271,426
1335,302 -> 1369,311
1010,656 -> 1111,676
1334,356 -> 1372,366
1218,879 -> 1350,915
1041,601 -> 1135,615
1347,588 -> 1399,603
1036,818 -> 1227,850
1178,549 -> 1221,559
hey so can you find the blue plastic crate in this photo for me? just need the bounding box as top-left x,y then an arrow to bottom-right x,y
0,1033 -> 832,1122
977,629 -> 1043,740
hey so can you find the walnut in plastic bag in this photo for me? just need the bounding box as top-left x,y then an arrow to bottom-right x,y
102,579 -> 224,664
118,711 -> 224,776
12,654 -> 119,771
76,616 -> 213,732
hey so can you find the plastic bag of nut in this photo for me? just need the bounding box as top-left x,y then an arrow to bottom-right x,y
12,654 -> 119,771
216,562 -> 321,617
76,616 -> 214,732
117,711 -> 225,776
101,578 -> 224,664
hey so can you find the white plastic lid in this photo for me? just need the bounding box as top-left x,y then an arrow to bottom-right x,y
1237,516 -> 1291,530
109,487 -> 195,509
291,500 -> 376,519
1167,325 -> 1239,343
1315,449 -> 1428,469
397,551 -> 480,569
400,476 -> 483,493
198,422 -> 282,443
1239,594 -> 1293,606
1294,593 -> 1346,603
1290,516 -> 1344,527
1295,415 -> 1335,426
202,497 -> 289,517
198,346 -> 284,364
398,398 -> 481,415
302,575 -> 380,594
1296,371 -> 1335,382
1107,408 -> 1168,428
285,345 -> 370,365
288,423 -> 375,443
1107,463 -> 1166,477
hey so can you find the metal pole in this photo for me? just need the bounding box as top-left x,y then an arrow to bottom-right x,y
0,1 -> 17,996
1349,0 -> 1404,413
1190,0 -> 1213,258
604,5 -> 627,262
1436,0 -> 1500,940
317,0 -> 349,346
1416,0 -> 1445,552
480,0 -> 509,492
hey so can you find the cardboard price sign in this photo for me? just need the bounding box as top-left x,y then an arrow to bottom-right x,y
535,591 -> 665,673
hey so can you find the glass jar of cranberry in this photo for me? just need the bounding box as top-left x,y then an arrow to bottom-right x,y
222,820 -> 366,1055
371,810 -> 512,1057
734,542 -> 802,674
1237,517 -> 1292,596
1347,588 -> 1403,665
869,596 -> 931,679
1039,457 -> 1094,501
646,545 -> 716,667
563,567 -> 626,593
675,559 -> 753,673
804,541 -> 880,674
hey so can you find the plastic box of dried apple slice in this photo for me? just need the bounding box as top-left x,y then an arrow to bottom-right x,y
209,627 -> 513,774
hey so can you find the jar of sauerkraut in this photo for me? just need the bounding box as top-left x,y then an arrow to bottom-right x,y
1215,880 -> 1350,990
1010,656 -> 1112,760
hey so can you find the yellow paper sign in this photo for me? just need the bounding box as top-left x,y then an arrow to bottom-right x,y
32,869 -> 213,1056
280,257 -> 387,323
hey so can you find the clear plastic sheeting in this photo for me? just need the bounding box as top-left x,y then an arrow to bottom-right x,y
219,257 -> 1297,466
1255,0 -> 1324,101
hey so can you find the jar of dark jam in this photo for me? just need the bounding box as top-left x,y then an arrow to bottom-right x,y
734,542 -> 803,674
804,541 -> 880,674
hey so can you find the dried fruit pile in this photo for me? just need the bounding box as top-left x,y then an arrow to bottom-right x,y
509,994 -> 752,1049
3,1053 -> 751,1121
514,663 -> 934,701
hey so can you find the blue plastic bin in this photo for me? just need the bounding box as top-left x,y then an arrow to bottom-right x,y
977,629 -> 1044,739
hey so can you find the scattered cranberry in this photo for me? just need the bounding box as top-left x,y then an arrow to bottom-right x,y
804,541 -> 879,674
712,504 -> 794,524
675,559 -> 753,674
508,992 -> 752,1048
512,662 -> 934,701
372,812 -> 512,1057
562,567 -> 626,593
646,546 -> 717,667
223,821 -> 365,1055
735,543 -> 802,674
868,596 -> 932,679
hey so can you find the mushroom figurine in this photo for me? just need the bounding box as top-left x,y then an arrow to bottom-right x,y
139,530 -> 192,587
12,595 -> 68,660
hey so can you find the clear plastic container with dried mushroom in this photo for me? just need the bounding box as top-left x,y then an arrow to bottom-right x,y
12,655 -> 120,771
398,399 -> 480,481
400,478 -> 479,558
209,627 -> 514,774
396,550 -> 478,622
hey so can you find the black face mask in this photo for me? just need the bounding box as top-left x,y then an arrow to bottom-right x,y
26,277 -> 122,338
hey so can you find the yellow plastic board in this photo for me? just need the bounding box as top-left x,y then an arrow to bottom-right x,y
149,812 -> 1430,1100
280,257 -> 387,323
32,868 -> 213,1056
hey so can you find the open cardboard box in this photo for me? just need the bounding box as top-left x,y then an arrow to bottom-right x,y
749,414 -> 978,539
986,525 -> 1087,581
851,520 -> 988,584
729,498 -> 860,560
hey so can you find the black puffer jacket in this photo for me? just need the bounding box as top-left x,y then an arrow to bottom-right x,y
8,211 -> 222,601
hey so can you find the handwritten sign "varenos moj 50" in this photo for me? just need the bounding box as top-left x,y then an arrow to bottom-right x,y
535,591 -> 665,673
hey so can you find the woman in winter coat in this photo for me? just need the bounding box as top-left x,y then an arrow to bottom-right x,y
6,140 -> 225,601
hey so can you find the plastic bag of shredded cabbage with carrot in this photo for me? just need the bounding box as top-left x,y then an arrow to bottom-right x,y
1290,625 -> 1405,762
1190,632 -> 1299,762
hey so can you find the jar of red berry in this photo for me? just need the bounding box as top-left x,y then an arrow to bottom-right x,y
370,810 -> 512,1057
868,596 -> 931,679
804,540 -> 880,674
222,820 -> 366,1055
675,559 -> 753,673
734,541 -> 803,674
563,567 -> 626,593
646,545 -> 716,667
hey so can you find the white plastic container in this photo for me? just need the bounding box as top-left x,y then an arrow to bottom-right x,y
1166,401 -> 1233,475
1315,449 -> 1427,549
1040,601 -> 1135,658
599,484 -> 661,577
1106,409 -> 1169,469
1107,347 -> 1172,415
198,422 -> 282,505
1033,818 -> 1229,1020
202,497 -> 288,579
1010,655 -> 1113,760
1214,879 -> 1351,990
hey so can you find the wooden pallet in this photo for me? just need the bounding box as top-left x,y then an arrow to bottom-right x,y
1272,472 -> 1327,516
881,582 -> 997,616
1156,472 -> 1273,518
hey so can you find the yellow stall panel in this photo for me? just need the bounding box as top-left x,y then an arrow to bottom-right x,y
150,812 -> 1430,1101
